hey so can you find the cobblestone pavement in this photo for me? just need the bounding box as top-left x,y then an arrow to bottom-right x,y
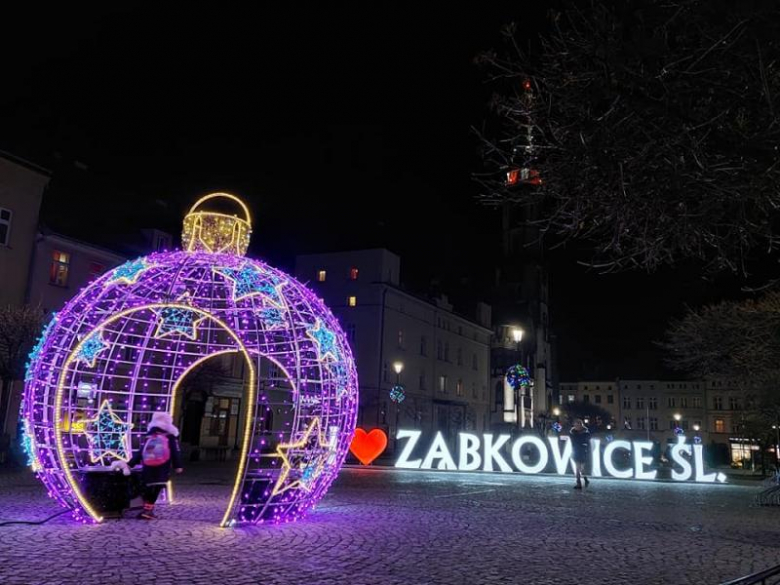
0,465 -> 778,585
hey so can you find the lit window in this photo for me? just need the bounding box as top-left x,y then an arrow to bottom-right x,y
456,379 -> 464,396
0,208 -> 12,246
439,375 -> 447,393
88,262 -> 105,281
50,250 -> 71,286
317,270 -> 327,282
714,418 -> 725,433
350,267 -> 359,280
568,394 -> 575,403
348,296 -> 357,307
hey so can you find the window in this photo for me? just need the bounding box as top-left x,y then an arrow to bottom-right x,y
607,394 -> 614,404
567,394 -> 575,403
317,270 -> 326,282
456,379 -> 464,396
680,397 -> 688,408
669,420 -> 677,430
0,208 -> 12,246
472,382 -> 478,398
456,348 -> 463,366
50,251 -> 71,286
88,261 -> 105,281
649,397 -> 658,410
420,336 -> 428,356
346,324 -> 356,344
348,296 -> 357,307
439,375 -> 447,393
636,397 -> 645,410
693,397 -> 702,408
637,417 -> 646,430
649,417 -> 658,431
668,397 -> 676,408
472,353 -> 478,370
636,384 -> 642,389
349,267 -> 359,280
623,396 -> 631,410
437,341 -> 443,360
398,330 -> 405,349
714,418 -> 725,433
583,394 -> 590,403
682,420 -> 688,430
419,372 -> 427,391
595,395 -> 602,404
444,343 -> 450,362
713,396 -> 723,410
729,397 -> 739,410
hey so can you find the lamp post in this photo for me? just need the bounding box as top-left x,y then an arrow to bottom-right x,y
511,327 -> 524,427
392,361 -> 404,449
772,424 -> 780,466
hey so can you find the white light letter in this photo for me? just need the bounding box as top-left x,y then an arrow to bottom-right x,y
421,431 -> 457,470
458,433 -> 482,471
603,440 -> 633,479
547,437 -> 576,475
633,441 -> 657,480
395,429 -> 422,469
590,438 -> 602,477
483,434 -> 512,472
693,444 -> 716,482
670,439 -> 692,481
510,435 -> 549,474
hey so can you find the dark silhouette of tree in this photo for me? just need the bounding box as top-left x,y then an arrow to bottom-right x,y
477,0 -> 780,274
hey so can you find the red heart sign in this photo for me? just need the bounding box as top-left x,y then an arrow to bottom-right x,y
349,428 -> 388,465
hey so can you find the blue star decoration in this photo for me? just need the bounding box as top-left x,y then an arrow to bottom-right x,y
82,400 -> 134,464
307,320 -> 339,362
260,307 -> 287,329
110,258 -> 150,285
153,293 -> 206,340
213,264 -> 286,307
272,417 -> 333,496
328,363 -> 350,399
75,331 -> 109,369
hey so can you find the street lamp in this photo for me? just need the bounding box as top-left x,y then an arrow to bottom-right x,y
510,327 -> 524,427
392,361 -> 404,449
772,424 -> 780,464
693,424 -> 700,432
552,407 -> 560,417
673,413 -> 682,422
511,327 -> 524,343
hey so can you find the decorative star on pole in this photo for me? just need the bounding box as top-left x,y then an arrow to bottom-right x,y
111,258 -> 150,285
82,400 -> 134,464
153,293 -> 207,340
214,264 -> 286,307
272,417 -> 332,496
75,331 -> 109,368
307,320 -> 339,362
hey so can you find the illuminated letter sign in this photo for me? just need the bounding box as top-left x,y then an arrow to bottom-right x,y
395,431 -> 726,483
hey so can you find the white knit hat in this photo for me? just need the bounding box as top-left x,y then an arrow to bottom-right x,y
149,411 -> 179,437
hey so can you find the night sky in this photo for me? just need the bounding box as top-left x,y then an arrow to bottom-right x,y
0,4 -> 750,380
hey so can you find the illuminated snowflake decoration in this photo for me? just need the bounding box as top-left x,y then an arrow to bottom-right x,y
307,320 -> 339,362
551,422 -> 562,433
25,313 -> 57,382
389,384 -> 406,403
260,307 -> 286,329
674,426 -> 685,436
506,364 -> 532,391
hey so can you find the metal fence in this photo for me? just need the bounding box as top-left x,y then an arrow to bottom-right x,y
721,565 -> 780,585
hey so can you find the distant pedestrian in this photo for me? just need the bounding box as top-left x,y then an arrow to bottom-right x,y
570,418 -> 590,489
126,412 -> 183,519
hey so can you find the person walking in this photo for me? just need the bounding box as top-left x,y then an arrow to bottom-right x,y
570,418 -> 591,489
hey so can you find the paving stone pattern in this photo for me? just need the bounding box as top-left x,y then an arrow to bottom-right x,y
0,465 -> 778,585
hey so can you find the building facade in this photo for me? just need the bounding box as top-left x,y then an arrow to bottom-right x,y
0,153 -> 49,306
558,378 -> 762,468
295,249 -> 492,454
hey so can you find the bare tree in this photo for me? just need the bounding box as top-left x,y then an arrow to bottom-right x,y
477,0 -> 780,274
0,305 -> 44,437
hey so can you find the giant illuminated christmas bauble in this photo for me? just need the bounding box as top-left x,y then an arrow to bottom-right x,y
22,193 -> 358,526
